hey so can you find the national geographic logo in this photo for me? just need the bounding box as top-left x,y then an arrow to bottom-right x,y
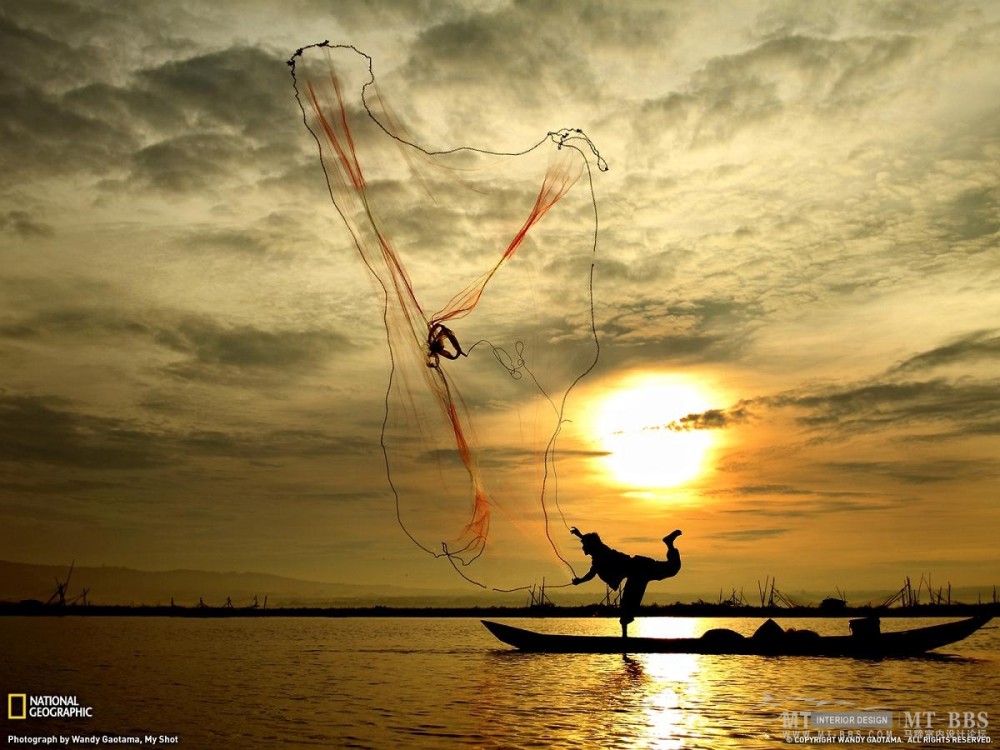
7,694 -> 93,719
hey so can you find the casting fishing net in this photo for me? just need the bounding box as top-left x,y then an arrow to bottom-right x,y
289,43 -> 607,589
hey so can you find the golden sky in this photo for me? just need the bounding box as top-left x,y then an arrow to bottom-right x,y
1,0 -> 998,599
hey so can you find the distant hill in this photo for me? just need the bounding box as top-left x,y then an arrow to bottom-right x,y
0,560 -> 461,607
0,560 -> 697,608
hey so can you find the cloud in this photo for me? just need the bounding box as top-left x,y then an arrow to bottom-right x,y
823,458 -> 999,485
722,493 -> 906,519
0,13 -> 109,94
891,329 -> 1000,373
63,81 -> 187,136
422,444 -> 607,470
0,390 -> 373,471
155,316 -> 346,371
0,478 -> 117,496
0,210 -> 53,238
128,133 -> 250,193
177,428 -> 372,461
0,300 -> 350,393
667,403 -> 754,431
634,32 -> 920,149
0,89 -> 139,179
605,403 -> 754,437
1,7 -> 302,192
0,393 -> 166,470
853,1 -> 970,33
715,527 -> 790,542
175,212 -> 343,268
720,484 -> 814,497
391,0 -> 676,142
940,186 -> 1000,241
707,481 -> 891,516
772,377 -> 1000,436
112,46 -> 316,196
136,46 -> 293,142
599,295 -> 761,365
0,305 -> 152,342
714,332 -> 1000,442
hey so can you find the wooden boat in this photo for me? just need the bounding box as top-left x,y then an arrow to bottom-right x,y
482,615 -> 991,656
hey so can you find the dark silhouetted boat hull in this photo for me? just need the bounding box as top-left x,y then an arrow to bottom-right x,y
482,616 -> 991,656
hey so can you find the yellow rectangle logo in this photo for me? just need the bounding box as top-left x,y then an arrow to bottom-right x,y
8,693 -> 27,720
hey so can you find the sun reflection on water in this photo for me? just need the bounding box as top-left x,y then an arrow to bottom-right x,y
603,620 -> 698,749
643,653 -> 700,750
615,619 -> 770,749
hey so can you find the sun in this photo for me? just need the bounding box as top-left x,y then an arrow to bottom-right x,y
595,375 -> 714,488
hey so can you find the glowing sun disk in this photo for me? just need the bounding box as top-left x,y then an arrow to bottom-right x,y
596,378 -> 713,488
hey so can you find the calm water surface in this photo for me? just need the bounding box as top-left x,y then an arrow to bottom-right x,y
2,616 -> 997,748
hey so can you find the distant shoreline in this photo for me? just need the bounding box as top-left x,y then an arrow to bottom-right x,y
2,601 -> 997,618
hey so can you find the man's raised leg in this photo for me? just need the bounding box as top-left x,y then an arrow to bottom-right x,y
663,529 -> 682,549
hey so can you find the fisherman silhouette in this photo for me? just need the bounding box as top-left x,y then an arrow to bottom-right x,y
570,527 -> 682,637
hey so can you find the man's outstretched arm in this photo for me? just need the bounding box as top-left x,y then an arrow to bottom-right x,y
572,567 -> 597,585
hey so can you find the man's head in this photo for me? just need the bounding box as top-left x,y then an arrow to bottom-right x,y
570,526 -> 604,556
579,532 -> 602,556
